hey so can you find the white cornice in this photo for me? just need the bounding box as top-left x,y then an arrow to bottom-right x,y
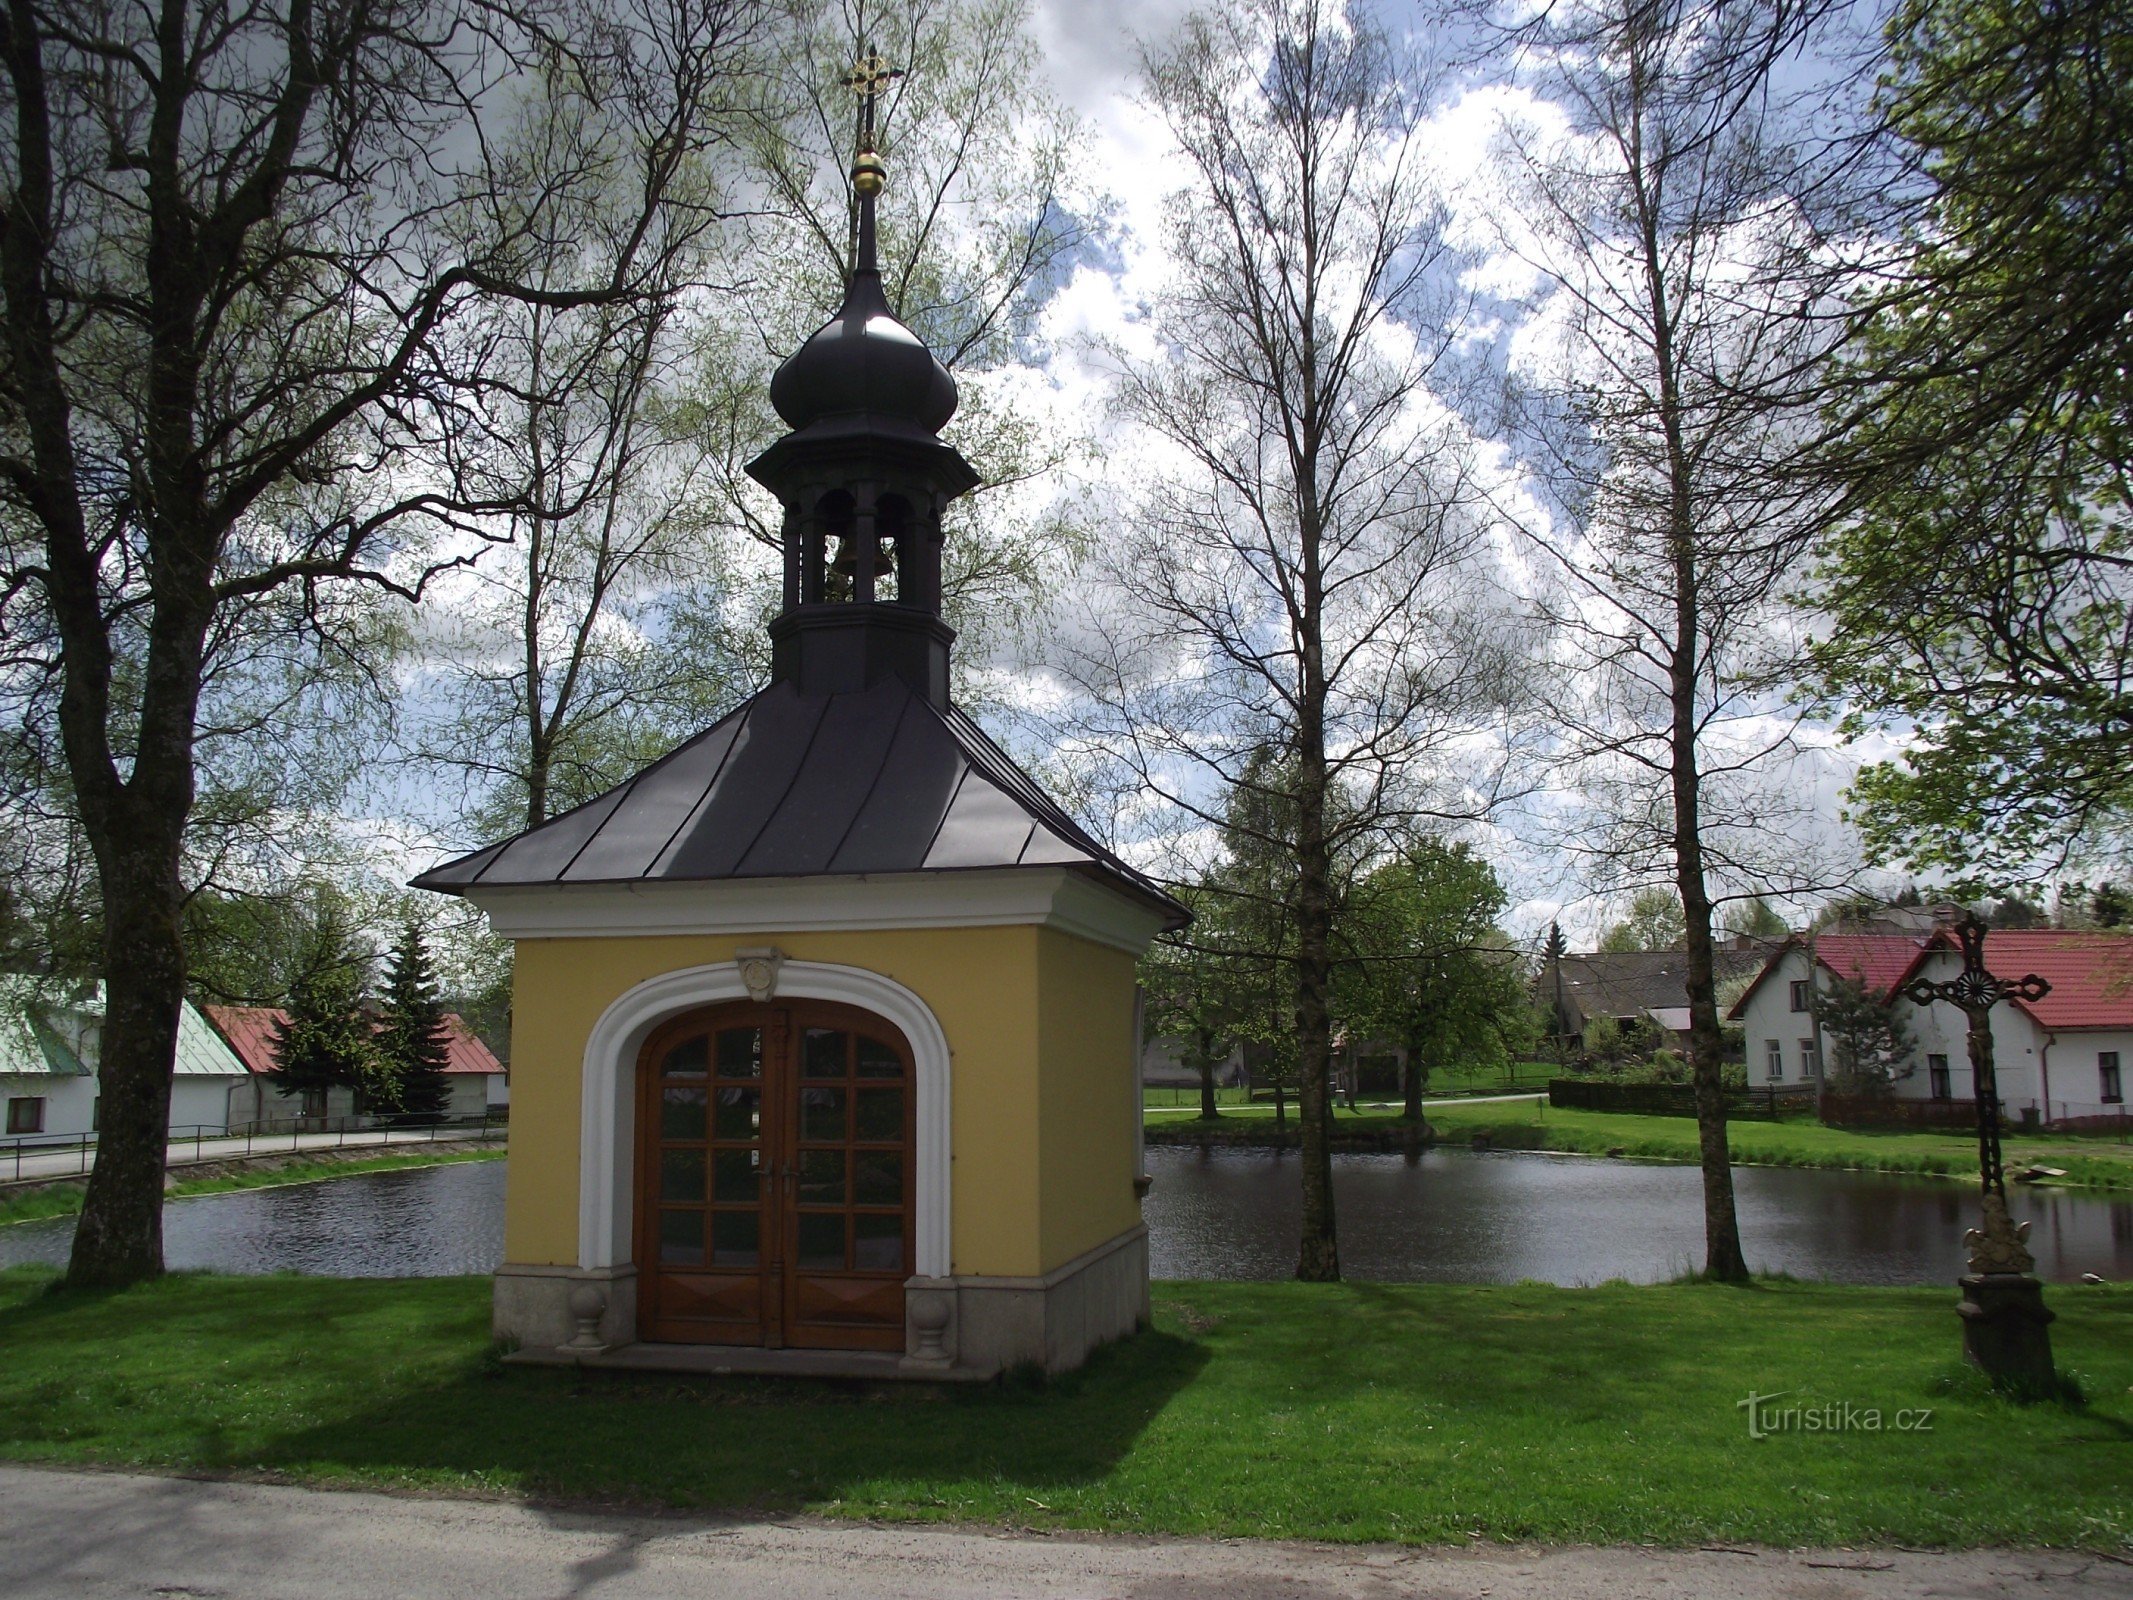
465,867 -> 1170,956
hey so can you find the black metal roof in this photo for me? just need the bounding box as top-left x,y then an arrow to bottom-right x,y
411,675 -> 1185,923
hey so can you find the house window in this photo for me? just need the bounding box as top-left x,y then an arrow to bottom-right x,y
6,1096 -> 45,1135
1928,1054 -> 1952,1101
1789,979 -> 1811,1013
2103,1052 -> 2124,1106
1764,1040 -> 1784,1080
1799,1038 -> 1819,1080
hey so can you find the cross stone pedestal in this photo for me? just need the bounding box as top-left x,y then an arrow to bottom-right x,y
1956,1272 -> 2057,1395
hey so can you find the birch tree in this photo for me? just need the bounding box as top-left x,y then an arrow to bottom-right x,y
1489,0 -> 1866,1279
1071,0 -> 1530,1281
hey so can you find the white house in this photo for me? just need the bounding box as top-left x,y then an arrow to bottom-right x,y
0,980 -> 252,1141
0,979 -> 98,1140
1730,929 -> 2133,1124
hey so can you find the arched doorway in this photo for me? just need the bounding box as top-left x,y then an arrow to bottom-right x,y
634,998 -> 915,1349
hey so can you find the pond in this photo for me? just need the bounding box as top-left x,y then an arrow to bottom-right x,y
0,1160 -> 506,1278
1140,1146 -> 2133,1285
4,1147 -> 2130,1285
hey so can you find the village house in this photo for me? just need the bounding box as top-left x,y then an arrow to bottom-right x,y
0,980 -> 252,1141
1542,939 -> 1777,1054
204,1005 -> 508,1129
1730,927 -> 2133,1125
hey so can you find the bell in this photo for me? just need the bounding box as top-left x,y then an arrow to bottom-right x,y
826,535 -> 897,599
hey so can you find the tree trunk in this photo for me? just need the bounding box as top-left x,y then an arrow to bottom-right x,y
526,737 -> 552,831
1402,1042 -> 1425,1122
1197,1032 -> 1220,1120
1666,463 -> 1748,1281
1629,32 -> 1749,1287
1294,742 -> 1340,1282
65,825 -> 188,1287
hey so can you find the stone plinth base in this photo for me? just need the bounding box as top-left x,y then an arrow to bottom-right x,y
1957,1271 -> 2057,1395
493,1263 -> 637,1352
504,1341 -> 991,1381
490,1224 -> 1149,1381
948,1224 -> 1150,1376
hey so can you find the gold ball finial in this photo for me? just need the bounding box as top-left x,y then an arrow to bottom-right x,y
851,148 -> 887,197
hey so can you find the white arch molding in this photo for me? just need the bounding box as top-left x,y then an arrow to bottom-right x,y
577,959 -> 952,1280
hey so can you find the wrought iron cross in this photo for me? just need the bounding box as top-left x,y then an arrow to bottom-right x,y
1901,913 -> 2050,1201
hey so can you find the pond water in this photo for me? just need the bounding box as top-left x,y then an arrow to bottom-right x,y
4,1147 -> 2131,1285
0,1160 -> 506,1278
1140,1146 -> 2133,1286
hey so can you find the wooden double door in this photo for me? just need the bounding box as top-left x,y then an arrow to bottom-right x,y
635,999 -> 915,1349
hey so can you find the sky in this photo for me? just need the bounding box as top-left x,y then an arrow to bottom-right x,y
982,0 -> 1897,947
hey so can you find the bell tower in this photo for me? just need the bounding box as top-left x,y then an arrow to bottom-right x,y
745,47 -> 979,710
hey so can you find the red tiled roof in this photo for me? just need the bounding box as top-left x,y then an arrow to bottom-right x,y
1812,933 -> 1932,1002
1948,930 -> 2133,1032
202,1004 -> 501,1075
203,1004 -> 284,1076
1727,932 -> 1928,1017
439,1015 -> 504,1075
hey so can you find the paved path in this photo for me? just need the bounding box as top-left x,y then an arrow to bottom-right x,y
1,1126 -> 501,1186
1,1466 -> 2124,1600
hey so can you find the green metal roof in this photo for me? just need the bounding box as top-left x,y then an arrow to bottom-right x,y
0,978 -> 90,1079
0,981 -> 249,1079
173,999 -> 249,1078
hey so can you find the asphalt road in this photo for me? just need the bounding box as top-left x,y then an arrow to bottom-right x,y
1,1466 -> 2125,1600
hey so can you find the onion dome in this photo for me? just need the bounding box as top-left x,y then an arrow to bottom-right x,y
767,143 -> 957,440
768,270 -> 958,438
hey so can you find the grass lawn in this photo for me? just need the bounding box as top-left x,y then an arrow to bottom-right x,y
1149,1097 -> 2133,1192
2,1266 -> 2127,1548
0,1146 -> 508,1230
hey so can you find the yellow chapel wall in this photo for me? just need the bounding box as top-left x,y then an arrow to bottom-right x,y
1035,927 -> 1145,1269
502,926 -> 1053,1276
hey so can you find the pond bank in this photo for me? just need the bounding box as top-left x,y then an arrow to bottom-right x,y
0,1143 -> 506,1229
1145,1119 -> 1433,1151
1147,1103 -> 2133,1192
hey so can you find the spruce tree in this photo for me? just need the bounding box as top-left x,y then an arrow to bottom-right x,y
270,960 -> 377,1120
1812,977 -> 1919,1098
376,921 -> 454,1121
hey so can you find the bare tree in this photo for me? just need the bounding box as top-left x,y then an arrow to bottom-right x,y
1068,0 -> 1531,1281
409,269 -> 736,836
408,0 -> 1089,843
0,0 -> 768,1285
1487,0 -> 1868,1279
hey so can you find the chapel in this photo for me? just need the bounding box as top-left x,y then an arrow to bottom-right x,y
415,69 -> 1184,1376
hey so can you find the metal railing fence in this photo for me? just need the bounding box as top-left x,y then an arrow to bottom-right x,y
2,1108 -> 509,1183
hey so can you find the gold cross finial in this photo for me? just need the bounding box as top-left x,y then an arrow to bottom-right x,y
843,45 -> 903,156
